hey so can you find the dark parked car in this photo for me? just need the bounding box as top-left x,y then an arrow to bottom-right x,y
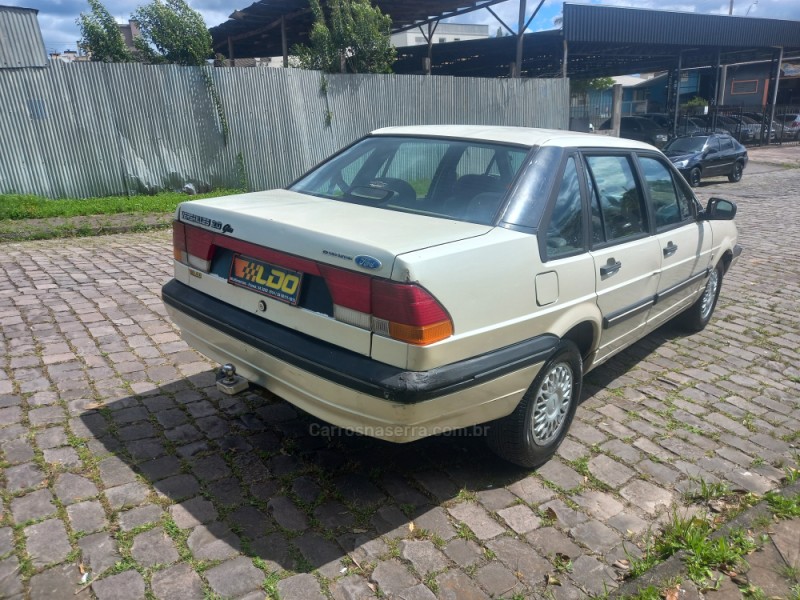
599,116 -> 670,147
663,134 -> 748,187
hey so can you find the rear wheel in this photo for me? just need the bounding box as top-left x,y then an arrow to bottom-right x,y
677,263 -> 723,332
487,341 -> 582,468
688,167 -> 701,187
728,162 -> 743,183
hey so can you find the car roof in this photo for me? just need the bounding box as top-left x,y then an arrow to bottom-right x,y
371,124 -> 655,151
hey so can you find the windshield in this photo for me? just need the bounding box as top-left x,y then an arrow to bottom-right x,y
290,136 -> 530,225
664,136 -> 708,153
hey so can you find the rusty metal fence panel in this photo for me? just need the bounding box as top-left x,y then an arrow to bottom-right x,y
0,61 -> 568,198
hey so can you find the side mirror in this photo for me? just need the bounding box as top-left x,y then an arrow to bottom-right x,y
704,197 -> 737,220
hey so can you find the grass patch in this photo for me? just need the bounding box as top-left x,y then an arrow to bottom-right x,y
765,491 -> 800,519
0,190 -> 240,221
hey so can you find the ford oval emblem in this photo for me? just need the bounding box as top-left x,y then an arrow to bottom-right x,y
355,255 -> 381,270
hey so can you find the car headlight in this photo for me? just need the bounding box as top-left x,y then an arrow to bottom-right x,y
674,159 -> 689,168
656,134 -> 668,142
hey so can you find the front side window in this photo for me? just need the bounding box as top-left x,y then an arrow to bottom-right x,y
638,156 -> 692,229
545,157 -> 584,258
584,154 -> 646,244
291,136 -> 530,225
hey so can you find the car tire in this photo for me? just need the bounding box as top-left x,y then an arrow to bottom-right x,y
728,162 -> 743,183
688,167 -> 701,187
487,340 -> 582,468
677,262 -> 723,332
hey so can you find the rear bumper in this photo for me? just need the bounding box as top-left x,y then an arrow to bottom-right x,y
162,280 -> 554,441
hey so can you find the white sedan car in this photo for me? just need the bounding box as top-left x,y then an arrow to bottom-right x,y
163,125 -> 741,467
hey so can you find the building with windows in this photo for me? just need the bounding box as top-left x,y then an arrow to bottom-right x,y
390,23 -> 489,48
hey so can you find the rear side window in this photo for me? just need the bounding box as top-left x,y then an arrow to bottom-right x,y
584,155 -> 646,244
544,157 -> 584,259
638,156 -> 693,229
720,137 -> 734,151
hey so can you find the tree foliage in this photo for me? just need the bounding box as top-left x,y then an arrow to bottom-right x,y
77,0 -> 133,62
571,77 -> 615,95
293,0 -> 395,74
131,0 -> 212,66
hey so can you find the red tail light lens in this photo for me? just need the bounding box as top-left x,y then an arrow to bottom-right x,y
172,221 -> 215,272
372,280 -> 449,325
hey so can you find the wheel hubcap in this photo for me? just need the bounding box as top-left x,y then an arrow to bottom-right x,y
531,362 -> 573,445
700,269 -> 719,320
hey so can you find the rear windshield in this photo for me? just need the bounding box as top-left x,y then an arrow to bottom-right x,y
290,136 -> 530,225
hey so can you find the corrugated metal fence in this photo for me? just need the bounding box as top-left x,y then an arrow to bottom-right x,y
0,61 -> 569,198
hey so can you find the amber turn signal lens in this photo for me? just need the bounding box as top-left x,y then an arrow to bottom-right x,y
389,320 -> 453,345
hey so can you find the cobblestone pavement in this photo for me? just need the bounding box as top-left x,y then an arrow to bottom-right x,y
1,165 -> 799,600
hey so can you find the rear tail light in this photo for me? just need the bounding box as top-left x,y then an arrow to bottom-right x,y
320,268 -> 453,345
172,221 -> 215,272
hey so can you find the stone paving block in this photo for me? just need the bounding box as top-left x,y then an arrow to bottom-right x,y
588,454 -> 636,488
0,556 -> 24,599
0,527 -> 12,556
190,454 -> 231,482
267,496 -> 309,532
249,532 -> 292,572
98,456 -> 138,487
371,559 -> 419,596
539,498 -> 588,529
497,503 -> 541,534
435,569 -> 489,600
400,540 -> 449,576
25,518 -> 71,567
568,555 -> 618,597
105,481 -> 150,510
571,519 -> 623,554
527,526 -> 583,559
29,563 -> 90,600
413,471 -> 459,502
186,522 -> 241,561
329,574 -> 379,600
291,476 -> 322,504
67,500 -> 107,533
573,490 -> 624,521
54,472 -> 98,505
205,477 -> 245,507
118,504 -> 163,531
536,459 -> 584,491
28,406 -> 65,426
169,496 -> 218,529
153,474 -> 200,501
10,489 -> 56,523
79,532 -> 121,575
205,556 -> 265,599
413,506 -> 456,541
486,536 -> 551,588
443,538 -> 483,568
620,480 -> 675,516
5,462 -> 46,492
475,487 -> 516,511
150,562 -> 205,600
447,502 -> 505,540
125,438 -> 165,461
91,570 -> 145,600
227,505 -> 271,538
507,475 -> 556,506
130,527 -> 179,567
276,573 -> 325,600
475,562 -> 522,598
42,446 -> 81,467
314,501 -> 355,530
608,511 -> 650,537
137,455 -> 181,481
1,438 -> 35,464
294,532 -> 345,578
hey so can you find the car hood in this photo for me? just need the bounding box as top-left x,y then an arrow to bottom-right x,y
664,151 -> 700,162
176,189 -> 494,278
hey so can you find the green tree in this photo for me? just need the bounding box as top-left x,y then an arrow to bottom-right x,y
131,0 -> 212,66
293,0 -> 395,74
571,77 -> 615,95
77,0 -> 133,62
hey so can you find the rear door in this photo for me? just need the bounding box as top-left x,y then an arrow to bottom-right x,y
636,154 -> 712,324
583,153 -> 662,363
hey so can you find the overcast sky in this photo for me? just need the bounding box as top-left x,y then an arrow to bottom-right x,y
8,0 -> 800,55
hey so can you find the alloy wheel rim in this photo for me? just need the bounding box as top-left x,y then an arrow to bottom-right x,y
700,269 -> 719,320
532,362 -> 573,445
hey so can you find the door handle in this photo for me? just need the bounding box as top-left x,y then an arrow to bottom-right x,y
663,242 -> 678,257
600,259 -> 622,277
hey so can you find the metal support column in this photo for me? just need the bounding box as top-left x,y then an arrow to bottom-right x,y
514,0 -> 527,78
562,40 -> 568,78
767,46 -> 784,144
281,17 -> 288,67
711,48 -> 721,130
672,51 -> 683,137
227,37 -> 234,66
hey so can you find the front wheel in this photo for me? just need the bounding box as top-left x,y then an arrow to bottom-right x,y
688,167 -> 701,187
728,162 -> 743,183
676,263 -> 723,332
487,341 -> 582,468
